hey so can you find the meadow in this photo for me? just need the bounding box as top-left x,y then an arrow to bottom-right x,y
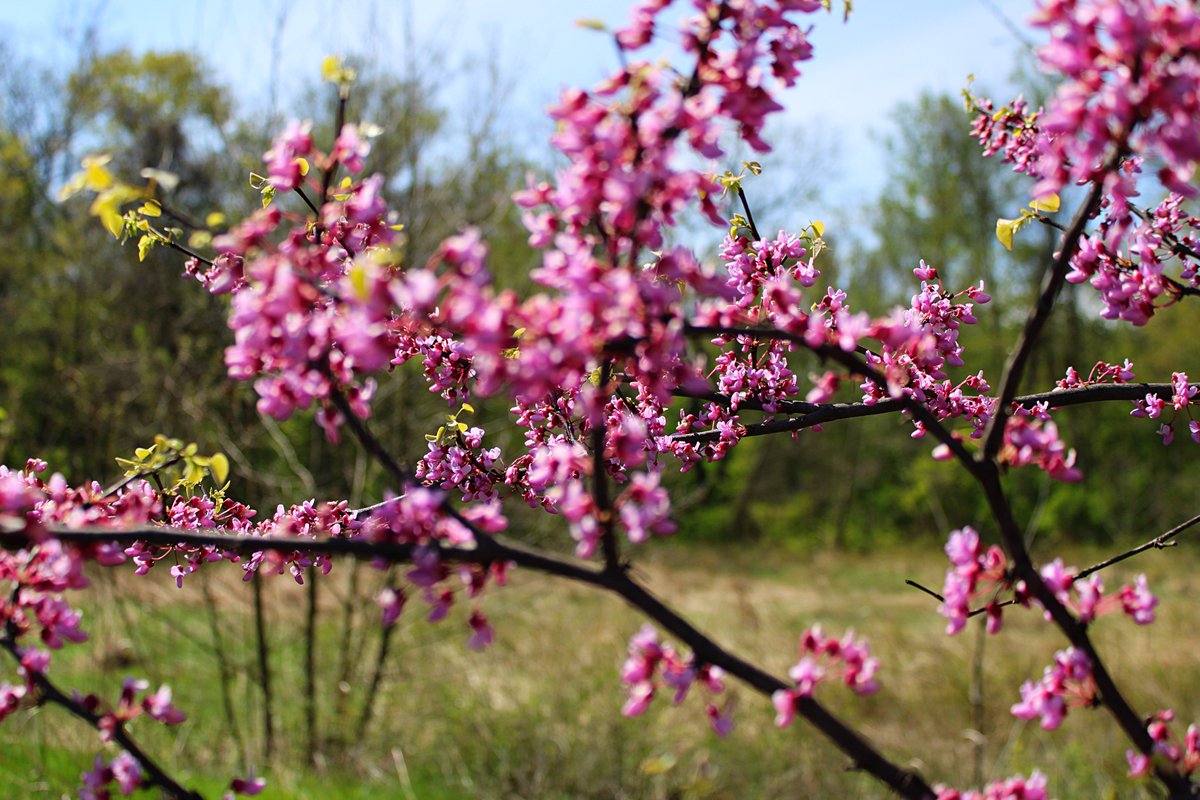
1,538 -> 1193,799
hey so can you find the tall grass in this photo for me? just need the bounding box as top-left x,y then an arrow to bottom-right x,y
1,542 -> 1191,798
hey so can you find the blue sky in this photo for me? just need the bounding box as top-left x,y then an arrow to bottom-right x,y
2,0 -> 1041,226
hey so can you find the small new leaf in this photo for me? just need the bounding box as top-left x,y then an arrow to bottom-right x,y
996,217 -> 1021,251
208,453 -> 230,486
1029,193 -> 1061,214
140,168 -> 180,192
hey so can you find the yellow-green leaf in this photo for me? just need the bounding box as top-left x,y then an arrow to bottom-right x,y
1029,193 -> 1060,213
640,753 -> 678,775
321,55 -> 343,82
575,18 -> 607,31
90,184 -> 141,238
321,54 -> 356,86
296,157 -> 310,177
460,403 -> 475,415
140,167 -> 180,192
182,461 -> 205,487
996,217 -> 1020,251
208,453 -> 229,485
811,220 -> 826,237
349,264 -> 369,299
205,211 -> 226,228
138,200 -> 161,217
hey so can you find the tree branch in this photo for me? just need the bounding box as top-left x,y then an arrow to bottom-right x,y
0,633 -> 201,799
670,383 -> 1176,444
980,172 -> 1108,461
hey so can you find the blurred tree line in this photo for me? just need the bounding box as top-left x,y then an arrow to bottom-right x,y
0,34 -> 537,514
0,30 -> 1196,552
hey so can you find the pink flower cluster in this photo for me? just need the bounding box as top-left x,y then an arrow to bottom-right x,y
1032,559 -> 1157,624
1131,370 -> 1200,444
1010,647 -> 1095,730
969,94 -> 1042,177
80,752 -> 142,799
1127,709 -> 1200,779
972,0 -> 1200,327
620,624 -> 731,736
934,770 -> 1049,800
417,426 -> 504,503
998,411 -> 1082,482
1031,0 -> 1200,199
939,526 -> 1009,636
771,625 -> 879,728
98,677 -> 188,737
1062,183 -> 1200,326
1056,358 -> 1136,389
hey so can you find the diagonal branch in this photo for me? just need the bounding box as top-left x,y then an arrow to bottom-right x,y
0,632 -> 200,799
980,175 -> 1107,461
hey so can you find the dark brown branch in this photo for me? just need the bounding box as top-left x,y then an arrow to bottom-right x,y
683,325 -> 978,468
671,383 -> 1175,444
294,185 -> 321,217
1074,512 -> 1200,580
980,173 -> 1108,460
593,361 -> 622,573
976,465 -> 1193,796
736,185 -> 761,241
328,391 -> 411,487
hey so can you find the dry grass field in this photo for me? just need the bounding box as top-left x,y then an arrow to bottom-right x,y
1,540 -> 1195,799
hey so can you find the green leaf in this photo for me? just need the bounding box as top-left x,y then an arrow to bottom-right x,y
575,18 -> 607,31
